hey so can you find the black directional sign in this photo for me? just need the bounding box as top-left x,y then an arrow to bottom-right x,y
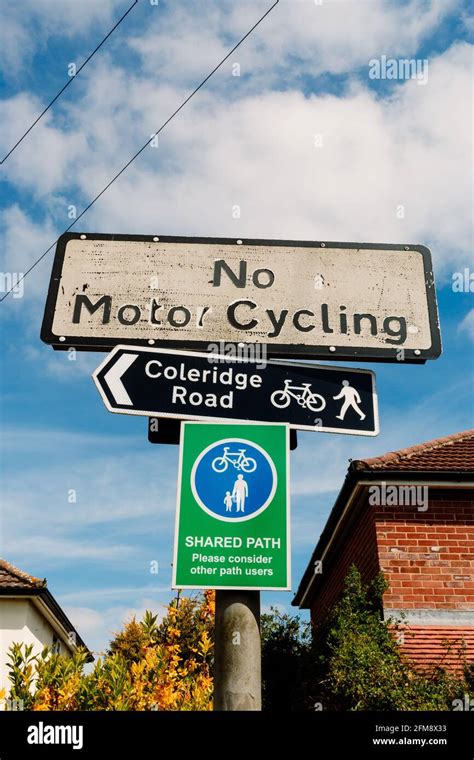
93,346 -> 379,436
93,346 -> 378,435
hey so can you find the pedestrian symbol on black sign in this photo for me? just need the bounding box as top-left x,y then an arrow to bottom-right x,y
333,380 -> 366,421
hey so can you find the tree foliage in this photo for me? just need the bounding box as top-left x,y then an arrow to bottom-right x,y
6,591 -> 214,711
261,566 -> 473,711
315,566 -> 471,710
261,608 -> 315,710
5,571 -> 473,711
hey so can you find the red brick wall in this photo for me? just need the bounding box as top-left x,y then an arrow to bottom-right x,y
309,487 -> 474,627
375,489 -> 474,611
310,492 -> 379,628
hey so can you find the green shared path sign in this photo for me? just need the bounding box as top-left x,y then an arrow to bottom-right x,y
173,422 -> 290,590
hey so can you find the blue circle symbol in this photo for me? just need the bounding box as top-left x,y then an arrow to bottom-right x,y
191,438 -> 277,522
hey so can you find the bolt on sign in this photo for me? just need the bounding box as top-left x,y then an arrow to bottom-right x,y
173,422 -> 290,590
41,233 -> 441,362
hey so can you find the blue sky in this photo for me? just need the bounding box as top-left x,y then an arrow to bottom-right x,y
0,0 -> 473,653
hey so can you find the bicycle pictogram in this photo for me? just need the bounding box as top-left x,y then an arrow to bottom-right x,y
270,379 -> 326,412
211,446 -> 257,473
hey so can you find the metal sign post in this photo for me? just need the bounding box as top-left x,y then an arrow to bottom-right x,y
214,590 -> 261,711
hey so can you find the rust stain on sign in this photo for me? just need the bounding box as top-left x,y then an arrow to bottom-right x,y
41,234 -> 441,362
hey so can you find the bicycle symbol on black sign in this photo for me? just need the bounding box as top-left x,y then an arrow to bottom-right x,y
211,447 -> 257,473
270,379 -> 326,412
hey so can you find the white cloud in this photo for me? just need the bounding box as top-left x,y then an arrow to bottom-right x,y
0,95 -> 88,195
0,0 -> 127,75
8,535 -> 136,563
459,308 -> 474,340
127,9 -> 229,85
128,0 -> 461,85
0,0 -> 461,85
0,205 -> 57,292
1,40 -> 470,296
83,43 -> 471,276
3,446 -> 177,529
63,605 -> 104,636
1,426 -> 141,454
2,427 -> 178,571
59,584 -> 172,604
23,345 -> 103,381
461,9 -> 474,34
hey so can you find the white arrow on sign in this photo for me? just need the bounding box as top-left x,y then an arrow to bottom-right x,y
102,352 -> 138,405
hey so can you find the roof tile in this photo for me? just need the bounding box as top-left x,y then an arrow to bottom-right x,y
398,625 -> 474,671
354,429 -> 474,472
0,559 -> 46,590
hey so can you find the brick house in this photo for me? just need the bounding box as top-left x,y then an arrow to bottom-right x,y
293,430 -> 474,670
0,559 -> 92,700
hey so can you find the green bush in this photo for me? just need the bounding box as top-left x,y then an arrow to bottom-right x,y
262,566 -> 472,711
